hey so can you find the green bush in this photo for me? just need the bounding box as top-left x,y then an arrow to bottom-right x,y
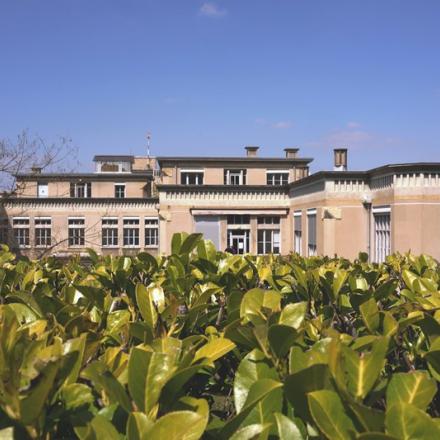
0,233 -> 439,439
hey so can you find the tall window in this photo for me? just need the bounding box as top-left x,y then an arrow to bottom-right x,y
102,218 -> 118,247
114,184 -> 125,198
224,169 -> 246,185
70,182 -> 92,198
307,209 -> 317,256
12,218 -> 30,248
68,218 -> 85,246
266,171 -> 289,185
0,219 -> 8,244
145,218 -> 159,247
294,211 -> 302,255
373,207 -> 391,263
123,218 -> 140,247
35,218 -> 51,247
181,170 -> 204,185
257,216 -> 281,254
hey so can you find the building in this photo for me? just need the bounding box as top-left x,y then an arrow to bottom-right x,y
1,146 -> 440,261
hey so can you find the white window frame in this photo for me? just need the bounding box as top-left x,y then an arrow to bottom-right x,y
266,170 -> 289,185
102,217 -> 119,248
70,182 -> 92,198
373,206 -> 391,263
257,229 -> 281,255
144,217 -> 159,248
97,161 -> 131,173
294,210 -> 302,255
123,217 -> 140,247
12,217 -> 30,248
114,183 -> 126,199
180,169 -> 204,185
224,169 -> 246,185
307,209 -> 317,257
35,217 -> 52,248
68,217 -> 85,247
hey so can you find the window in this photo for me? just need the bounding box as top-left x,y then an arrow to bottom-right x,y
307,209 -> 317,256
70,182 -> 92,198
0,219 -> 8,244
114,184 -> 125,198
257,216 -> 281,254
257,229 -> 280,254
227,215 -> 250,225
257,216 -> 280,225
13,218 -> 30,248
373,207 -> 391,263
35,218 -> 51,247
266,171 -> 289,185
145,218 -> 159,247
123,218 -> 140,247
98,161 -> 131,173
181,170 -> 204,185
38,182 -> 48,198
68,218 -> 85,246
294,211 -> 302,255
102,218 -> 118,247
224,169 -> 247,185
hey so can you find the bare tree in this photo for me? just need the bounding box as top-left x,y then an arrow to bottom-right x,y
0,130 -> 80,193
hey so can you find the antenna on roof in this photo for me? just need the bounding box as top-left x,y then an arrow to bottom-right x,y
146,132 -> 152,158
146,132 -> 152,169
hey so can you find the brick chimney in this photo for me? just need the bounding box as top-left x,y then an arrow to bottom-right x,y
284,148 -> 299,159
245,146 -> 259,157
334,148 -> 348,171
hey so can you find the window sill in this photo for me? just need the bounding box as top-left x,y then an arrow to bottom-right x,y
144,245 -> 159,249
102,246 -> 119,249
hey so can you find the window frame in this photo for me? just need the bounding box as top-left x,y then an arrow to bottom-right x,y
12,217 -> 30,248
35,217 -> 52,248
293,211 -> 302,255
144,217 -> 159,248
102,217 -> 119,248
123,217 -> 140,248
180,169 -> 204,185
266,170 -> 289,186
307,209 -> 317,257
68,217 -> 85,247
224,169 -> 247,185
114,183 -> 126,199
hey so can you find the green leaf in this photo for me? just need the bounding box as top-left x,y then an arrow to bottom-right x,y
234,349 -> 279,413
193,337 -> 235,365
308,390 -> 356,440
229,423 -> 272,440
240,288 -> 281,325
128,347 -> 174,414
279,302 -> 307,329
147,410 -> 208,440
329,337 -> 388,400
127,413 -> 154,440
219,379 -> 283,439
20,360 -> 59,424
386,371 -> 436,410
274,412 -> 305,440
386,403 -> 440,439
180,233 -> 203,254
136,283 -> 157,330
333,269 -> 348,298
268,324 -> 298,358
360,297 -> 380,333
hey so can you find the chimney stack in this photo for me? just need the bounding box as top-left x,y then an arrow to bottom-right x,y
31,166 -> 42,174
284,147 -> 299,159
333,148 -> 348,171
245,146 -> 259,157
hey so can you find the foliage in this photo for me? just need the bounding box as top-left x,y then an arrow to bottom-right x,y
0,234 -> 440,439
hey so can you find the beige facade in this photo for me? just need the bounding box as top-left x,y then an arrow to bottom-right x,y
2,148 -> 440,261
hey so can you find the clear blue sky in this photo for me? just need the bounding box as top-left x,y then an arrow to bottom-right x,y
1,0 -> 439,172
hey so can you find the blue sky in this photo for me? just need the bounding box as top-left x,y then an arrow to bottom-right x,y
0,0 -> 439,172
